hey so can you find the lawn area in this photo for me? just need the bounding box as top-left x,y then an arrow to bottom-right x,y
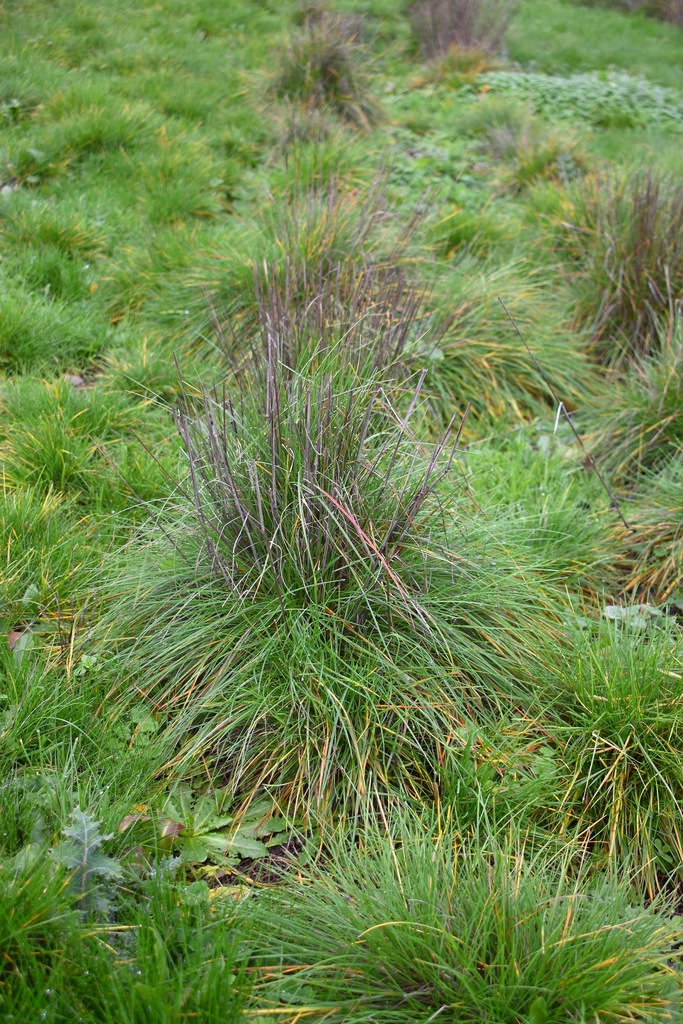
508,0 -> 683,87
2,0 -> 683,1019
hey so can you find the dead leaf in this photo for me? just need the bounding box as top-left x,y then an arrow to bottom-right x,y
118,813 -> 151,832
208,885 -> 250,901
160,818 -> 185,838
8,630 -> 23,651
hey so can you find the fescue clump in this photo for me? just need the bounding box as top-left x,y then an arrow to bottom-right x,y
423,43 -> 501,87
549,621 -> 683,892
558,172 -> 683,365
467,432 -> 622,594
624,456 -> 683,601
456,93 -> 527,138
208,175 -> 423,356
0,199 -> 104,257
4,86 -> 155,186
492,123 -> 585,194
408,0 -> 518,59
0,854 -> 76,997
429,203 -> 507,259
0,853 -> 251,1019
246,825 -> 681,1022
269,99 -> 338,154
0,274 -> 107,374
221,260 -> 425,385
649,0 -> 683,24
583,314 -> 683,481
0,486 -> 86,626
459,98 -> 586,193
0,377 -> 171,508
424,259 -> 594,422
270,10 -> 382,128
266,174 -> 414,275
175,354 -> 454,614
108,296 -> 558,815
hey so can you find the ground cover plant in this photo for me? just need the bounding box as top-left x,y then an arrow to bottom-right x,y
2,0 -> 683,1018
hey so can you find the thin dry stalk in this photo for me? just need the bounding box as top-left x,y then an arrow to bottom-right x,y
218,261 -> 429,385
175,335 -> 464,623
211,175 -> 427,361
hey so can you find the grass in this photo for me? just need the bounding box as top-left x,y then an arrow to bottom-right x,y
624,455 -> 683,600
408,0 -> 518,56
582,316 -> 683,479
269,10 -> 383,128
557,172 -> 683,364
426,257 -> 594,422
246,823 -> 682,1022
0,854 -> 252,1021
507,0 -> 683,89
107,345 -> 558,815
0,377 -> 173,506
548,621 -> 683,891
1,0 -> 683,1015
464,430 -> 621,591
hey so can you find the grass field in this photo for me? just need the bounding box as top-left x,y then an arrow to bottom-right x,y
2,0 -> 683,1019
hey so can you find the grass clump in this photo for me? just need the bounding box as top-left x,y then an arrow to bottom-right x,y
196,175 -> 421,356
270,11 -> 382,128
247,825 -> 681,1022
0,274 -> 107,374
429,203 -> 507,258
0,378 -> 171,508
493,123 -> 585,194
0,199 -> 105,258
550,621 -> 683,891
583,316 -> 683,480
456,94 -> 527,138
4,0 -> 683,1013
108,329 -> 557,814
624,456 -> 683,601
425,260 -> 593,422
558,172 -> 683,364
135,146 -> 228,226
0,486 -> 91,630
0,853 -> 75,1005
408,0 -> 518,59
425,44 -> 502,88
226,259 -> 423,383
0,853 -> 251,1021
457,94 -> 587,191
465,431 -> 621,593
3,85 -> 156,186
